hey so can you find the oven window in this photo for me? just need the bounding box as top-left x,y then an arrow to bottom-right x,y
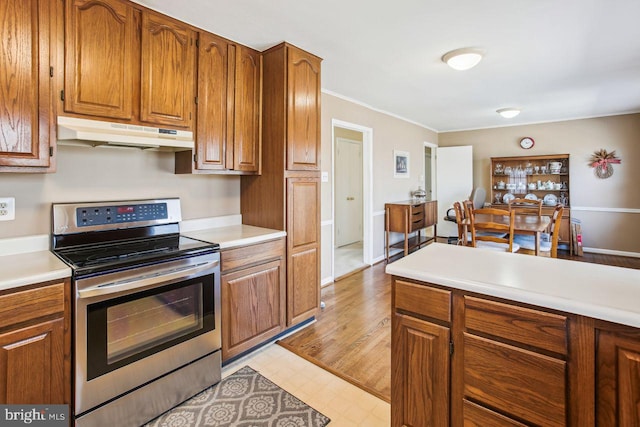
87,274 -> 215,380
107,284 -> 202,364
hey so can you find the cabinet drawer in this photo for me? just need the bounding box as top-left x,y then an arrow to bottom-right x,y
221,238 -> 285,273
464,296 -> 568,354
0,282 -> 65,329
463,400 -> 528,427
410,204 -> 424,217
394,280 -> 450,322
464,333 -> 566,427
410,218 -> 425,231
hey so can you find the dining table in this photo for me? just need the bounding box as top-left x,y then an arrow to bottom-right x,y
463,213 -> 551,255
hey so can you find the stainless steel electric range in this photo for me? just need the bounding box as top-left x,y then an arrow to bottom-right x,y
51,198 -> 221,427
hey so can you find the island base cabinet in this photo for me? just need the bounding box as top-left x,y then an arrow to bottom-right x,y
597,326 -> 640,426
391,313 -> 450,427
0,319 -> 65,404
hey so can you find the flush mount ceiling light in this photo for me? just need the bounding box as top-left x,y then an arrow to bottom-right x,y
442,48 -> 483,71
497,108 -> 521,119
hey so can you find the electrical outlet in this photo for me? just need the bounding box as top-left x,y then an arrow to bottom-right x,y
0,197 -> 15,221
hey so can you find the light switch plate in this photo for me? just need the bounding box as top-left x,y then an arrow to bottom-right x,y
0,197 -> 15,221
321,171 -> 329,182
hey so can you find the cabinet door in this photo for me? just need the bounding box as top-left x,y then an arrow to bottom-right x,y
195,32 -> 231,170
286,46 -> 321,171
597,328 -> 640,426
232,45 -> 261,172
391,313 -> 450,427
140,11 -> 195,129
0,0 -> 52,168
221,260 -> 285,361
0,318 -> 65,404
287,177 -> 320,325
64,0 -> 135,119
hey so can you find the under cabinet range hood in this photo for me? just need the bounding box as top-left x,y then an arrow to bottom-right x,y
57,116 -> 194,151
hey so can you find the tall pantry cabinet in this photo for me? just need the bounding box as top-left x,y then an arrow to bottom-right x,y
241,43 -> 322,327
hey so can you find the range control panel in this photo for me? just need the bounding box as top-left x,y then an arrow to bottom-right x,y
76,202 -> 168,227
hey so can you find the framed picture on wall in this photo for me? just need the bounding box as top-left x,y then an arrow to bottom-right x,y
394,150 -> 409,178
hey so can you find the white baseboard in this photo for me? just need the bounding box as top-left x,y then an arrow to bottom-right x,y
321,276 -> 334,287
583,247 -> 640,258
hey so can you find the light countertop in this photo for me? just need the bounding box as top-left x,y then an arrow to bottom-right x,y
0,222 -> 283,293
0,251 -> 71,292
183,224 -> 286,249
386,243 -> 640,328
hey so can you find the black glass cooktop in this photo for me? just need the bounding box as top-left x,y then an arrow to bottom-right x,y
54,234 -> 218,276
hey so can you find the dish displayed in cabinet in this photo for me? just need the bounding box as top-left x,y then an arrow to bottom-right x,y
543,193 -> 558,206
524,193 -> 538,201
503,193 -> 515,204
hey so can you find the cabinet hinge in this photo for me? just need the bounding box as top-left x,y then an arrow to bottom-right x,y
193,154 -> 198,163
194,96 -> 198,105
49,66 -> 53,78
449,341 -> 454,356
60,90 -> 64,101
195,39 -> 199,48
49,147 -> 54,157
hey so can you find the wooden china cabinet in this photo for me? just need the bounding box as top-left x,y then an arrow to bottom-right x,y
241,42 -> 322,327
490,154 -> 571,248
0,0 -> 56,172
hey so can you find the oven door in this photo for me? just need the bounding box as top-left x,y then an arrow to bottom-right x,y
74,252 -> 221,416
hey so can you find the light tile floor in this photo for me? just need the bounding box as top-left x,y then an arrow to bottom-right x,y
223,343 -> 391,426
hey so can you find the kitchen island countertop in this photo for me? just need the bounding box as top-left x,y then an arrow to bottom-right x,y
386,243 -> 640,328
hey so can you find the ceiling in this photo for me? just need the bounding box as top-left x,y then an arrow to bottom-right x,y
134,0 -> 640,132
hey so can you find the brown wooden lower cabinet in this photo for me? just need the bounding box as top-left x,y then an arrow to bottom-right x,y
391,276 -> 638,427
596,324 -> 640,426
391,313 -> 449,427
220,238 -> 286,361
0,279 -> 70,404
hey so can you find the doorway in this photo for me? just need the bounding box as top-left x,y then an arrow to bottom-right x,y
332,120 -> 373,281
424,142 -> 437,201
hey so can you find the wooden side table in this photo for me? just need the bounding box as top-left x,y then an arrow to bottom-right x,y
385,200 -> 437,262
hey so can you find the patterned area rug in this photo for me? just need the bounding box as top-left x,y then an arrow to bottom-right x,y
145,366 -> 330,426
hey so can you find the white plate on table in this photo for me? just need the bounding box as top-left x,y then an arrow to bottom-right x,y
503,193 -> 515,204
543,193 -> 558,206
524,193 -> 538,201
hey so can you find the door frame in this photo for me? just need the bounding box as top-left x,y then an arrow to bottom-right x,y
424,141 -> 438,200
331,119 -> 373,279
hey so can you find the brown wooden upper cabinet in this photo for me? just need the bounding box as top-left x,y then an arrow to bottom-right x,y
64,0 -> 136,120
287,46 -> 321,171
63,0 -> 195,130
261,43 -> 321,171
140,11 -> 195,128
183,31 -> 261,173
0,0 -> 55,171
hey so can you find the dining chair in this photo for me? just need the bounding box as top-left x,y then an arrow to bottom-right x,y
508,198 -> 543,217
452,201 -> 470,246
469,207 -> 520,253
514,204 -> 564,257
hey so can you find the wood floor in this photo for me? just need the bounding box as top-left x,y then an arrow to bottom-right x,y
278,248 -> 640,402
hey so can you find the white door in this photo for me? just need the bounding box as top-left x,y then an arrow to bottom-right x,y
436,146 -> 473,238
335,138 -> 363,247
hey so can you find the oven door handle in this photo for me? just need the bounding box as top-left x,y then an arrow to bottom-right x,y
77,260 -> 218,299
